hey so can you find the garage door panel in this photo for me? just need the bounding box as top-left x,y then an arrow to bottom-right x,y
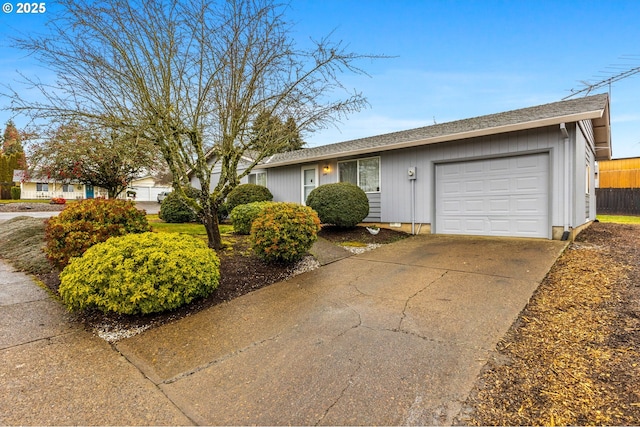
464,162 -> 484,174
442,200 -> 462,213
516,197 -> 544,212
442,181 -> 462,195
489,219 -> 510,233
490,198 -> 510,213
436,154 -> 549,238
464,200 -> 485,212
464,219 -> 486,232
489,158 -> 510,171
489,178 -> 510,192
465,180 -> 484,193
515,175 -> 544,191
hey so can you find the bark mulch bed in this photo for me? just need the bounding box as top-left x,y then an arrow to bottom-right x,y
458,222 -> 640,425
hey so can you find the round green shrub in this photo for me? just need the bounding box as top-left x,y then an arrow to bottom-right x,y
44,198 -> 150,269
159,189 -> 198,223
230,201 -> 273,234
226,183 -> 273,213
305,183 -> 369,228
59,232 -> 220,315
251,202 -> 321,263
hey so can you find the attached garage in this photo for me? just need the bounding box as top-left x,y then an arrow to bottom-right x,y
435,153 -> 549,238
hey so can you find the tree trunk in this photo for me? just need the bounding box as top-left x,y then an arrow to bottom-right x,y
202,207 -> 223,250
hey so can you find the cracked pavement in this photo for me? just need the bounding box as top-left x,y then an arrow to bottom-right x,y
114,235 -> 567,425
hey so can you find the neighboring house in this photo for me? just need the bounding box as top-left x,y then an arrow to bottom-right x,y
595,157 -> 640,215
193,93 -> 611,240
122,175 -> 172,202
12,170 -> 106,199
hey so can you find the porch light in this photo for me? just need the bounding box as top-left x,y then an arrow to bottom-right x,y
323,165 -> 330,174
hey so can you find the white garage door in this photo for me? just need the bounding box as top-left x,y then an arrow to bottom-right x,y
435,153 -> 549,238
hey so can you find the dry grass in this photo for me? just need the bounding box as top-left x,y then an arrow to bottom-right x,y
0,216 -> 54,275
461,223 -> 640,425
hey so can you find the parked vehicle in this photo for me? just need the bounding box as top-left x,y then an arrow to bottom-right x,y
157,191 -> 171,203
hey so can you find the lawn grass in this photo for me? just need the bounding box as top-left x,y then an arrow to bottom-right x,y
596,214 -> 640,224
0,199 -> 52,204
147,215 -> 234,236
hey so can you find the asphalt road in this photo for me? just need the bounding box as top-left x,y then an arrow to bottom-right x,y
0,201 -> 160,221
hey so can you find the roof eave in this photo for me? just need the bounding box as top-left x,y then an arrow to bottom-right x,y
592,102 -> 612,161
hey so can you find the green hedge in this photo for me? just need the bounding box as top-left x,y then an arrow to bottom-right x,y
305,183 -> 369,228
159,189 -> 198,223
226,184 -> 273,213
59,232 -> 220,314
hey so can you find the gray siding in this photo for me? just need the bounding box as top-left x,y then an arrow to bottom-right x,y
265,165 -> 300,202
260,125 -> 589,231
365,193 -> 381,222
379,125 -> 566,227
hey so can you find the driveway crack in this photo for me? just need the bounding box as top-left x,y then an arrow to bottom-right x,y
314,361 -> 363,425
159,333 -> 282,385
398,270 -> 447,331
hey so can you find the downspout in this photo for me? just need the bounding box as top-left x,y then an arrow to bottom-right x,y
408,166 -> 417,234
411,178 -> 415,235
560,123 -> 570,241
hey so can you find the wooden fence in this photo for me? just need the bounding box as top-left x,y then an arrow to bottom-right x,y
596,188 -> 640,215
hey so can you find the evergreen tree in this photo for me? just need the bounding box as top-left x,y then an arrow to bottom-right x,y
0,121 -> 26,199
250,112 -> 304,154
2,121 -> 25,156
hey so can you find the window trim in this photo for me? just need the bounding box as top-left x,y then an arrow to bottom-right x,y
36,182 -> 49,192
248,170 -> 267,187
337,156 -> 381,193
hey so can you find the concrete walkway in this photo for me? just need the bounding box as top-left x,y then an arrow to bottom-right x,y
0,235 -> 567,425
0,261 -> 192,425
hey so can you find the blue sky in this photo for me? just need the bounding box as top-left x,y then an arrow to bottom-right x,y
2,0 -> 640,158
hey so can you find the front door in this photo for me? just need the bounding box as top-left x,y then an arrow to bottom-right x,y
301,166 -> 318,205
85,185 -> 94,199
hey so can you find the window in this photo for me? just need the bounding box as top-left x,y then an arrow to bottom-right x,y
585,164 -> 591,194
248,171 -> 267,187
36,182 -> 49,192
63,184 -> 74,193
338,157 -> 380,192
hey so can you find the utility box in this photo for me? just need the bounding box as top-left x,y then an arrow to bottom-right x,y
407,167 -> 417,180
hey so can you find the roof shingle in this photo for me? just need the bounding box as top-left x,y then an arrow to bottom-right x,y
262,93 -> 610,166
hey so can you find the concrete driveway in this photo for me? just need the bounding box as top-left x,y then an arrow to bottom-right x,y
116,235 -> 567,425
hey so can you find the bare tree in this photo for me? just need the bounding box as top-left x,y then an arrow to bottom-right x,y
6,0 -> 381,249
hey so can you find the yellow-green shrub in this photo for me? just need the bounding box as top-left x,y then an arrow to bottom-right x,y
250,202 -> 320,263
230,201 -> 273,234
59,232 -> 220,314
44,198 -> 150,269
